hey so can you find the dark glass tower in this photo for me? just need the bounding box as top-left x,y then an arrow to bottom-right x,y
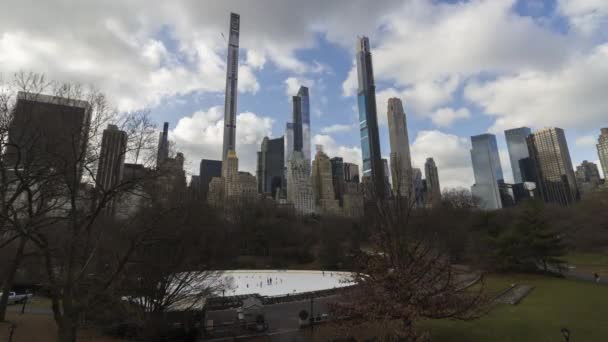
470,134 -> 504,209
292,95 -> 303,153
157,122 -> 169,167
356,36 -> 385,199
298,86 -> 311,162
504,127 -> 532,183
200,159 -> 222,200
222,12 -> 240,160
257,136 -> 285,197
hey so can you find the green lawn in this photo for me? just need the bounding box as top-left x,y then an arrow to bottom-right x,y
419,274 -> 608,342
564,252 -> 608,277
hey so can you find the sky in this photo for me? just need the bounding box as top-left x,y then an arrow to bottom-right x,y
2,0 -> 607,189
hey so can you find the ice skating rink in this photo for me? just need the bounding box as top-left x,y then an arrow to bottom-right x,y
217,270 -> 355,297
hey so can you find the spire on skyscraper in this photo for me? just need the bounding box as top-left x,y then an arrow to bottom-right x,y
355,36 -> 385,199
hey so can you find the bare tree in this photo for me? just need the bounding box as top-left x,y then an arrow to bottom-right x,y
0,73 -> 165,341
329,168 -> 486,340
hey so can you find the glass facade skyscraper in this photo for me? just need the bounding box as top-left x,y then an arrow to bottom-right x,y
257,136 -> 285,197
356,36 -> 385,199
298,86 -> 311,162
470,134 -> 504,209
505,127 -> 532,183
527,127 -> 579,206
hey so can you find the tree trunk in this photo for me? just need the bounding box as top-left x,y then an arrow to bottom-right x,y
57,314 -> 79,342
0,236 -> 27,321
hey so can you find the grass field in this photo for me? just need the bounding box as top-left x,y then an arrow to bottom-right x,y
564,252 -> 608,277
419,274 -> 608,342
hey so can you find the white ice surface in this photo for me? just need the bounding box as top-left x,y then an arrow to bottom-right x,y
215,270 -> 354,297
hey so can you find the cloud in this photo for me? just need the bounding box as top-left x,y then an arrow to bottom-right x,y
464,43 -> 608,133
575,135 -> 597,147
558,0 -> 608,36
410,130 -> 473,190
246,49 -> 267,69
312,134 -> 362,170
431,107 -> 471,127
320,124 -> 354,134
170,106 -> 273,175
284,76 -> 315,97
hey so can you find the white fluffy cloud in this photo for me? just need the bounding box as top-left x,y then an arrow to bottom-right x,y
320,124 -> 354,134
410,130 -> 473,190
464,43 -> 608,133
338,0 -> 608,139
284,76 -> 315,97
558,0 -> 608,36
431,107 -> 471,127
312,134 -> 362,168
2,0 -> 389,111
169,106 -> 273,176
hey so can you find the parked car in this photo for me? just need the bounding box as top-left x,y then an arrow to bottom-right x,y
0,292 -> 33,305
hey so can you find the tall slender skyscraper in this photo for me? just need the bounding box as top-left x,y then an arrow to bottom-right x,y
298,86 -> 311,162
424,157 -> 441,206
527,127 -> 579,206
222,13 -> 240,160
387,98 -> 412,196
598,128 -> 608,180
292,95 -> 303,153
284,123 -> 294,169
356,37 -> 385,199
157,122 -> 169,167
97,124 -> 127,191
505,127 -> 532,184
470,134 -> 504,210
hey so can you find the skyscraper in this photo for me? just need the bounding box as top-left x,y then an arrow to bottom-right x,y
382,158 -> 391,196
257,136 -> 285,197
575,160 -> 601,195
292,95 -> 303,153
356,37 -> 385,199
298,86 -> 311,162
470,134 -> 504,210
284,123 -> 294,169
598,128 -> 608,180
387,98 -> 413,196
200,159 -> 222,200
330,157 -> 345,204
527,127 -> 579,206
287,151 -> 315,214
286,94 -> 314,214
222,13 -> 240,160
312,147 -> 340,214
96,124 -> 127,191
222,150 -> 239,198
157,122 -> 169,167
505,127 -> 532,183
412,168 -> 425,207
8,91 -> 91,184
343,162 -> 360,183
424,157 -> 441,206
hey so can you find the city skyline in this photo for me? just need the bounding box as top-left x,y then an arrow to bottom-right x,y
4,1 -> 608,190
